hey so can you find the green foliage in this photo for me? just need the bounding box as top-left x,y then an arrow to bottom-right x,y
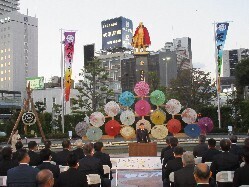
34,101 -> 46,113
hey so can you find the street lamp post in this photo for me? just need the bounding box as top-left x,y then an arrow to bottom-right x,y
162,57 -> 171,87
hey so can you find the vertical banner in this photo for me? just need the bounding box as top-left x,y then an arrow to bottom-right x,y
216,22 -> 229,92
64,32 -> 76,102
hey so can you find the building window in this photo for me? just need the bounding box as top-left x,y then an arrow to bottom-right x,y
43,98 -> 46,106
8,62 -> 10,66
8,69 -> 10,73
0,64 -> 3,67
52,97 -> 56,105
0,50 -> 3,53
0,71 -> 3,74
0,78 -> 3,81
1,57 -> 3,60
8,55 -> 10,59
4,49 -> 6,52
8,77 -> 10,80
8,48 -> 10,52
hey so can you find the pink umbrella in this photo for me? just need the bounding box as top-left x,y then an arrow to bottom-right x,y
134,81 -> 150,97
135,100 -> 151,116
197,117 -> 214,133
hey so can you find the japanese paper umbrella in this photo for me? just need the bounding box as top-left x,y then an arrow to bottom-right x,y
181,108 -> 197,124
135,99 -> 151,116
151,125 -> 168,139
136,119 -> 151,132
150,109 -> 166,125
75,121 -> 90,137
165,99 -> 182,115
119,91 -> 135,107
184,124 -> 201,138
89,112 -> 105,127
150,90 -> 166,106
134,81 -> 150,97
120,110 -> 135,126
120,126 -> 135,139
104,101 -> 120,117
197,117 -> 214,133
105,120 -> 121,137
167,119 -> 181,134
86,127 -> 103,141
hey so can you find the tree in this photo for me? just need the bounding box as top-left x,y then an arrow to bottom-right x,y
34,101 -> 46,113
72,57 -> 114,114
167,68 -> 216,112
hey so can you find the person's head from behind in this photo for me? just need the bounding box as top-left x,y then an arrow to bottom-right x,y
94,142 -> 103,152
36,169 -> 54,187
2,146 -> 12,160
17,148 -> 30,163
208,138 -> 216,149
169,137 -> 178,147
67,153 -> 79,168
198,135 -> 206,143
40,148 -> 52,161
83,142 -> 94,156
182,151 -> 195,167
62,139 -> 71,149
230,135 -> 237,143
194,163 -> 212,184
220,139 -> 231,152
44,140 -> 52,149
75,139 -> 83,148
15,141 -> 23,151
173,146 -> 183,158
166,136 -> 171,146
28,141 -> 38,151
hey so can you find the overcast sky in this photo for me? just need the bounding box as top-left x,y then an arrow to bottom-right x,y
19,0 -> 249,81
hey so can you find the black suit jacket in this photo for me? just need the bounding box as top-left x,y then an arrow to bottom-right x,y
37,161 -> 60,179
174,164 -> 196,187
230,144 -> 242,158
136,129 -> 150,143
54,149 -> 71,166
163,157 -> 183,180
162,147 -> 175,168
73,148 -> 85,160
233,164 -> 249,187
28,150 -> 42,166
0,159 -> 18,176
161,145 -> 171,163
94,151 -> 112,179
193,143 -> 208,157
210,151 -> 240,178
202,148 -> 220,163
197,184 -> 210,187
56,167 -> 88,187
7,164 -> 39,187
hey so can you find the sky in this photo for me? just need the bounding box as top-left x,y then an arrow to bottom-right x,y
19,0 -> 249,82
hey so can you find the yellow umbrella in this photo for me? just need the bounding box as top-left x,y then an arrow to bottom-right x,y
120,126 -> 135,139
150,109 -> 166,125
151,125 -> 168,139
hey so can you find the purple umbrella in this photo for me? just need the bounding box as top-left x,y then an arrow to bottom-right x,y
197,117 -> 214,133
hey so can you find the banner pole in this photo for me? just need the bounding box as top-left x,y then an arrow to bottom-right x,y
60,29 -> 65,133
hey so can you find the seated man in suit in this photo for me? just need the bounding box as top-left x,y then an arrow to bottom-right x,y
230,135 -> 242,159
0,146 -> 18,176
202,138 -> 220,163
79,142 -> 111,187
162,137 -> 179,168
160,137 -> 171,163
194,163 -> 212,187
7,148 -> 39,187
57,153 -> 88,187
73,139 -> 85,160
12,141 -> 23,162
233,150 -> 249,187
28,141 -> 42,166
193,135 -> 208,158
174,151 -> 196,187
94,142 -> 112,179
37,148 -> 60,180
210,139 -> 240,179
54,139 -> 71,166
136,123 -> 150,143
43,140 -> 56,161
36,169 -> 54,187
163,146 -> 183,187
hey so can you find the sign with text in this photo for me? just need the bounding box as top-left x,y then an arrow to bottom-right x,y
26,77 -> 44,90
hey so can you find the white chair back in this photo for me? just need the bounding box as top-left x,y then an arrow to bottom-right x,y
169,172 -> 174,183
194,157 -> 202,164
86,174 -> 101,186
216,171 -> 234,183
0,176 -> 7,186
59,165 -> 69,173
103,165 -> 111,179
205,162 -> 212,167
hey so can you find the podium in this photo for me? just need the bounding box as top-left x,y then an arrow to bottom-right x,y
128,142 -> 157,156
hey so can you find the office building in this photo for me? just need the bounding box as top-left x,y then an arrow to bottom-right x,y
0,0 -> 19,15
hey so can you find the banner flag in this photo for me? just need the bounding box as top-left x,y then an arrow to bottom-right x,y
64,32 -> 76,102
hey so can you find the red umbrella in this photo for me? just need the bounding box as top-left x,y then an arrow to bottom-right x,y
167,119 -> 181,134
105,120 -> 121,137
135,100 -> 151,116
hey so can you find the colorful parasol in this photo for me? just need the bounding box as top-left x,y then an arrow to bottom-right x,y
150,90 -> 166,106
75,121 -> 90,137
165,99 -> 182,115
151,125 -> 168,139
86,126 -> 103,141
119,91 -> 135,107
120,110 -> 135,126
134,81 -> 150,97
167,119 -> 181,134
184,124 -> 201,138
120,126 -> 135,139
197,117 -> 214,133
105,120 -> 121,137
150,109 -> 166,125
104,101 -> 120,117
89,112 -> 105,127
181,108 -> 197,124
136,119 -> 151,132
135,100 -> 151,116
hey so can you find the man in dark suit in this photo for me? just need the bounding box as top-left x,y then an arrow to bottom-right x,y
162,146 -> 183,187
202,138 -> 220,163
36,169 -> 54,187
162,137 -> 178,168
193,135 -> 208,158
233,150 -> 249,187
28,141 -> 42,166
136,123 -> 150,143
94,142 -> 112,179
73,139 -> 85,160
174,151 -> 196,187
160,137 -> 171,163
43,140 -> 56,161
54,139 -> 71,166
79,142 -> 111,187
194,163 -> 212,187
37,148 -> 60,180
7,148 -> 39,187
56,153 -> 88,187
12,141 -> 23,162
210,139 -> 240,179
0,147 -> 18,176
230,135 -> 242,158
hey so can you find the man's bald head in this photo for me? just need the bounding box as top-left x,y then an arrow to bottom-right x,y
194,163 -> 212,183
36,169 -> 54,187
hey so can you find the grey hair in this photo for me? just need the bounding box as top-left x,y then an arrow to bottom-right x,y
75,139 -> 83,148
182,151 -> 195,165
